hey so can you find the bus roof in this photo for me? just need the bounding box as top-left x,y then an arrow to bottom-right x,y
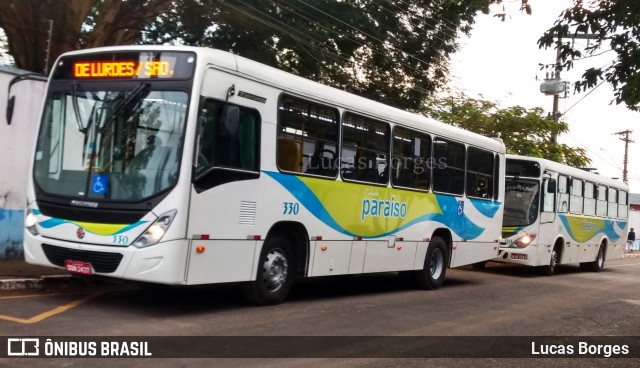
507,154 -> 629,190
56,45 -> 505,154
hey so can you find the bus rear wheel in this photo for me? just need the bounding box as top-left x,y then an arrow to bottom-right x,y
241,236 -> 294,305
586,244 -> 606,272
412,237 -> 448,290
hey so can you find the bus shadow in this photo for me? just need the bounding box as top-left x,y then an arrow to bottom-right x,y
459,262 -> 589,278
287,272 -> 477,302
89,271 -> 478,314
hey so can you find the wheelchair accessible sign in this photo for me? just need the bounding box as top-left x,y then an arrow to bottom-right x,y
91,175 -> 108,195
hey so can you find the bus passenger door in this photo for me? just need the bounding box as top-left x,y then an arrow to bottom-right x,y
537,173 -> 558,265
540,174 -> 556,224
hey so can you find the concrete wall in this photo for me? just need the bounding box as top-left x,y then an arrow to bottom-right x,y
0,69 -> 47,259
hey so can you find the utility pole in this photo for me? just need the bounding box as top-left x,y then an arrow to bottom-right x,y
539,35 -> 566,143
614,130 -> 634,183
551,43 -> 562,143
540,33 -> 600,143
44,19 -> 53,75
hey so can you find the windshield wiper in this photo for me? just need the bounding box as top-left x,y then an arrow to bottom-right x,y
99,83 -> 149,134
71,83 -> 93,166
71,83 -> 86,133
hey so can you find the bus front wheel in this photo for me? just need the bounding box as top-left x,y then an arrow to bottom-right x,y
241,236 -> 294,305
412,237 -> 448,290
542,248 -> 558,276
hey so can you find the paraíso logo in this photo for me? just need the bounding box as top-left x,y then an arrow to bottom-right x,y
361,190 -> 408,222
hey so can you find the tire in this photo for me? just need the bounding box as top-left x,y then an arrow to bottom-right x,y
542,248 -> 558,276
472,261 -> 487,270
587,245 -> 606,272
412,237 -> 448,290
241,236 -> 294,305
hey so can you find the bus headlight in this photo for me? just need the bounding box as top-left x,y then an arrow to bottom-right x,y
511,234 -> 536,248
25,208 -> 39,236
133,210 -> 177,248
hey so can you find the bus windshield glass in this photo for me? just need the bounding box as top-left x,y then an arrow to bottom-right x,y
33,87 -> 188,201
503,178 -> 540,227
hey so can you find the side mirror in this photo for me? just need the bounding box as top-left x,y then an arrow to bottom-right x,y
547,178 -> 556,193
6,96 -> 15,125
220,105 -> 239,137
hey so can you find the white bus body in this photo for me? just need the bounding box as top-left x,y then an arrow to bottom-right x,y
24,46 -> 505,304
494,154 -> 629,274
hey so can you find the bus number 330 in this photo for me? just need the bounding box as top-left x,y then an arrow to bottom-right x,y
283,202 -> 300,215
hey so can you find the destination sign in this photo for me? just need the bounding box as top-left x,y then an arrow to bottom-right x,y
74,61 -> 175,79
52,51 -> 196,80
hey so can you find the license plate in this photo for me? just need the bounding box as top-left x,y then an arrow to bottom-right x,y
65,260 -> 92,275
511,253 -> 527,260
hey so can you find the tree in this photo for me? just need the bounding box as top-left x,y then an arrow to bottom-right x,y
539,0 -> 640,111
0,0 -> 172,74
0,29 -> 12,65
0,0 -> 530,111
143,0 -> 509,110
425,93 -> 590,167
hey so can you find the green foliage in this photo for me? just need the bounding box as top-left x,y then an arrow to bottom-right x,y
425,93 -> 591,167
0,0 -> 533,110
141,0 -> 510,110
538,0 -> 640,111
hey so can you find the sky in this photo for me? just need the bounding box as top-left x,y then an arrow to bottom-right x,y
449,0 -> 640,193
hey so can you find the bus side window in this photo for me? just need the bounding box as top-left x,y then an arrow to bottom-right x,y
277,96 -> 339,177
583,182 -> 596,216
341,113 -> 389,185
596,185 -> 608,217
466,147 -> 494,199
608,187 -> 618,218
619,191 -> 628,219
432,138 -> 465,195
493,154 -> 500,200
391,126 -> 431,190
569,178 -> 584,214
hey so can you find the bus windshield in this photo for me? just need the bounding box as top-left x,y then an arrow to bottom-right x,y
33,86 -> 188,202
503,178 -> 540,227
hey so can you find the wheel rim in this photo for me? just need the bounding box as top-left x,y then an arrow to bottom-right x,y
261,249 -> 288,292
598,248 -> 605,268
430,247 -> 444,279
550,250 -> 557,271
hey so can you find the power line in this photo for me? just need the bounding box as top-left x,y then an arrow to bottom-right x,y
293,0 -> 449,67
218,0 -> 447,97
562,79 -> 606,115
265,0 -> 442,84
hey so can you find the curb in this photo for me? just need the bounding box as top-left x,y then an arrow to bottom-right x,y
0,275 -> 75,291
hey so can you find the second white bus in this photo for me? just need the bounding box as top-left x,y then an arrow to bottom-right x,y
490,154 -> 628,275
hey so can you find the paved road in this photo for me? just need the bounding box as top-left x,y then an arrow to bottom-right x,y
2,258 -> 639,367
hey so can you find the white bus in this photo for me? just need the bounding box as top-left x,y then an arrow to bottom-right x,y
490,154 -> 628,275
24,46 -> 505,304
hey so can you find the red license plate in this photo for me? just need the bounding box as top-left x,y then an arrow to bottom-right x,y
65,260 -> 92,275
511,253 -> 528,260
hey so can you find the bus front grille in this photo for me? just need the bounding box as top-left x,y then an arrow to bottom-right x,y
41,244 -> 123,273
